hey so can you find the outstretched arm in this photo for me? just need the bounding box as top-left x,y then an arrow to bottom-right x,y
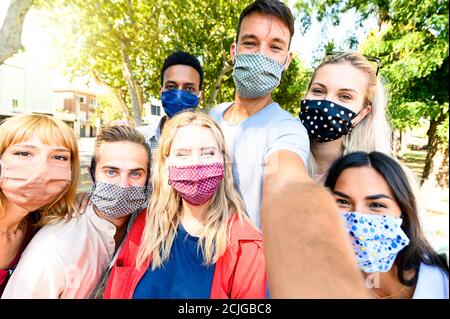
261,150 -> 370,298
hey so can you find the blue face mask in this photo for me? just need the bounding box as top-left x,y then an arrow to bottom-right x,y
161,90 -> 199,118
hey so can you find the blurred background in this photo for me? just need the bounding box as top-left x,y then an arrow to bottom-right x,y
0,0 -> 448,257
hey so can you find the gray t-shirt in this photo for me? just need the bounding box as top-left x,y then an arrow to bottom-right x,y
209,102 -> 310,228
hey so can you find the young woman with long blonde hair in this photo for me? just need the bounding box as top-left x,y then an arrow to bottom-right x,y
0,114 -> 80,296
104,111 -> 266,299
299,52 -> 392,183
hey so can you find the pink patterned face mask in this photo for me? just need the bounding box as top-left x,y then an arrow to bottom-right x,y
168,162 -> 224,206
0,160 -> 71,212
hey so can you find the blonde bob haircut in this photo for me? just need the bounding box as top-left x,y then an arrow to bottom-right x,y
307,52 -> 393,176
136,111 -> 251,270
0,114 -> 80,226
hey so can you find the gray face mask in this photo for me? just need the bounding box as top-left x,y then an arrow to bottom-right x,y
232,51 -> 287,98
90,181 -> 149,219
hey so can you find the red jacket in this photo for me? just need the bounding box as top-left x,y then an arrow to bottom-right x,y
103,210 -> 266,299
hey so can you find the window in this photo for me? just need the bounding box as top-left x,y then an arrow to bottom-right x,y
151,104 -> 161,116
79,96 -> 85,103
90,98 -> 96,106
12,99 -> 18,109
64,99 -> 72,110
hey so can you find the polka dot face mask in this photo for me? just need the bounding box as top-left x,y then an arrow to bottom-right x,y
168,163 -> 224,206
339,211 -> 410,273
299,99 -> 357,143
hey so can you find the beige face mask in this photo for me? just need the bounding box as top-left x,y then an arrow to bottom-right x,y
0,160 -> 71,212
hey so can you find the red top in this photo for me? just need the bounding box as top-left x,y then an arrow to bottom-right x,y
104,209 -> 266,299
0,214 -> 38,296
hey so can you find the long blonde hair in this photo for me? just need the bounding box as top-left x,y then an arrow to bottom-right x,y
136,111 -> 250,269
0,114 -> 80,226
307,52 -> 392,176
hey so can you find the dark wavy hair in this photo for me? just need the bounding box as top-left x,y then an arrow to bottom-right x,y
325,151 -> 448,286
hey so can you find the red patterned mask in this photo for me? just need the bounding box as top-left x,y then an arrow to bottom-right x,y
168,163 -> 224,206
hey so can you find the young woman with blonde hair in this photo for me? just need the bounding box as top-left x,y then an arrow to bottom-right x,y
104,111 -> 265,299
0,114 -> 80,295
299,52 -> 392,183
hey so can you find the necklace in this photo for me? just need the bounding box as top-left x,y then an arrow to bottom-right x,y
0,219 -> 28,239
371,285 -> 407,299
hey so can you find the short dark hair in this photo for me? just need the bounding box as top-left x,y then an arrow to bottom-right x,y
236,0 -> 295,47
160,51 -> 203,90
325,151 -> 449,286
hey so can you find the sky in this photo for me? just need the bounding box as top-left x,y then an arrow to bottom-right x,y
1,1 -> 378,83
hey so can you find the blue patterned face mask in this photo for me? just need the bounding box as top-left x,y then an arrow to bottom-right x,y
339,211 -> 410,273
90,181 -> 150,219
232,51 -> 287,98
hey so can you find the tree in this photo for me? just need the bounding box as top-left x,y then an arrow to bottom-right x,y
0,0 -> 33,64
273,55 -> 311,116
295,0 -> 449,186
41,0 -> 256,127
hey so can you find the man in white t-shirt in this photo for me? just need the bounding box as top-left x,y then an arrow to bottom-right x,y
210,0 -> 370,297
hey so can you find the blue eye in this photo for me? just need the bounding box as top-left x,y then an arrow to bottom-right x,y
130,171 -> 143,178
107,170 -> 117,177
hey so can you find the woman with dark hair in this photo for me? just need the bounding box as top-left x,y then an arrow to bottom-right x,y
325,151 -> 448,299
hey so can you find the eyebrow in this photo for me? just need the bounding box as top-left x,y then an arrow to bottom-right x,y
240,34 -> 258,41
333,191 -> 350,199
334,190 -> 393,201
339,88 -> 359,94
272,37 -> 287,46
240,34 -> 287,46
102,166 -> 145,171
13,144 -> 70,153
366,194 -> 394,201
311,83 -> 358,94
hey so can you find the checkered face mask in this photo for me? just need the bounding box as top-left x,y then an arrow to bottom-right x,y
168,163 -> 224,206
339,211 -> 410,273
90,181 -> 150,219
299,99 -> 357,143
232,52 -> 285,98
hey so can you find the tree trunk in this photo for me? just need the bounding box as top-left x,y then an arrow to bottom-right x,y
135,81 -> 145,110
0,0 -> 33,64
206,63 -> 233,110
392,130 -> 403,159
421,112 -> 448,186
436,146 -> 449,188
116,88 -> 132,121
120,44 -> 141,128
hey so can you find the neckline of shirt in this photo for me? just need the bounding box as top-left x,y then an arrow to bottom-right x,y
219,101 -> 277,126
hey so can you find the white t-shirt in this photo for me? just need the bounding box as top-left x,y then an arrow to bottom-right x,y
210,102 -> 310,228
2,204 -> 129,299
